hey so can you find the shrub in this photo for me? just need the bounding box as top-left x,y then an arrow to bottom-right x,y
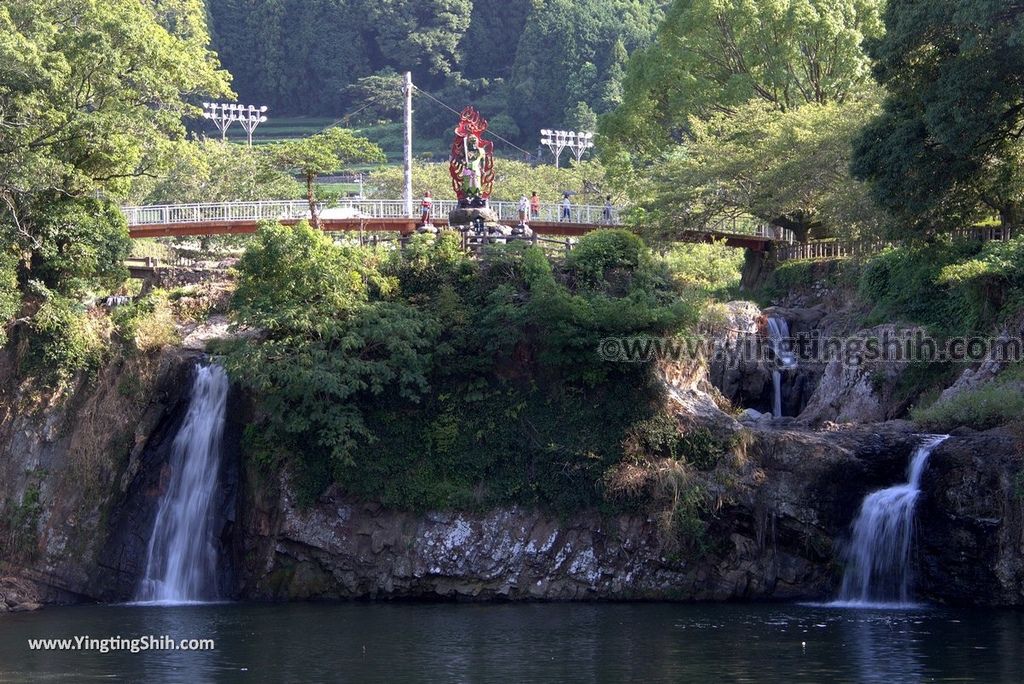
0,251 -> 22,347
664,241 -> 743,297
566,229 -> 653,290
912,381 -> 1024,431
225,224 -> 699,509
20,289 -> 105,387
112,291 -> 179,351
857,239 -> 985,332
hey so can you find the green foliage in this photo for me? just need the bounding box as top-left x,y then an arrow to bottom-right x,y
111,291 -> 180,352
565,229 -> 654,290
0,0 -> 226,344
232,222 -> 394,333
508,0 -> 661,137
20,289 -> 105,387
225,224 -> 697,509
757,257 -> 857,302
851,2 -> 1024,231
1,482 -> 43,560
912,378 -> 1024,432
27,195 -> 131,297
208,0 -> 661,146
637,98 -> 890,243
0,251 -> 22,347
857,240 -> 993,333
269,128 -> 385,223
129,139 -> 302,205
368,159 -> 613,204
664,241 -> 743,297
0,0 -> 229,204
601,0 -> 883,168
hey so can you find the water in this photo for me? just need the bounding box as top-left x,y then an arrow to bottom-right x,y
837,435 -> 950,607
136,364 -> 229,604
766,316 -> 796,417
2,602 -> 1022,682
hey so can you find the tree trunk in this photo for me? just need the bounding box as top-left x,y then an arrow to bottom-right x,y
307,173 -> 320,229
999,202 -> 1021,232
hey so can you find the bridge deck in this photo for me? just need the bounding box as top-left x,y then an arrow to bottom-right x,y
121,200 -> 784,251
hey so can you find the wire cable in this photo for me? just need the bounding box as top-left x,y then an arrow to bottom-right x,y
412,85 -> 537,160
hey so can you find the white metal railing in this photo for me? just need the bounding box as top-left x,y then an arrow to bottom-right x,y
120,199 -> 624,227
120,199 -> 809,244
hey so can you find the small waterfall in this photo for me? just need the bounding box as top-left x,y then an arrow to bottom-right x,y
136,364 -> 229,604
836,434 -> 950,607
765,316 -> 796,417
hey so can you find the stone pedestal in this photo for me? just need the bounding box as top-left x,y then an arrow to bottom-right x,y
448,206 -> 500,230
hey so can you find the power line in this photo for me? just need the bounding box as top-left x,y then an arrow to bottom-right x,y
317,94 -> 395,133
411,85 -> 538,160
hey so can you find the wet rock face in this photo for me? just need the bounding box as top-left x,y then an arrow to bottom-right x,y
916,430 -> 1024,605
235,427 -> 934,603
0,349 -> 243,604
238,483 -> 831,602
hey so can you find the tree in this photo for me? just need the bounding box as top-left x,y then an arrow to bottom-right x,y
639,98 -> 889,243
599,0 -> 884,164
130,139 -> 301,205
225,222 -> 436,500
368,159 -> 612,203
0,0 -> 229,293
509,0 -> 664,136
851,2 -> 1024,231
269,128 -> 385,227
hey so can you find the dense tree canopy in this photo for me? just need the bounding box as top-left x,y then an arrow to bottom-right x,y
206,0 -> 663,144
638,97 -> 888,243
0,0 -> 229,294
600,0 -> 884,163
0,0 -> 229,383
851,1 -> 1024,230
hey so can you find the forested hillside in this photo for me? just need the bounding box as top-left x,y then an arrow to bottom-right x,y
206,0 -> 665,146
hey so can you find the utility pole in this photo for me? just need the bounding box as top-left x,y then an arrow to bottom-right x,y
403,71 -> 414,218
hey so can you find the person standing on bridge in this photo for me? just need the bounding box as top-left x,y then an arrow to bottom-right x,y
603,196 -> 613,224
560,193 -> 571,221
420,191 -> 433,226
530,191 -> 540,219
518,195 -> 529,225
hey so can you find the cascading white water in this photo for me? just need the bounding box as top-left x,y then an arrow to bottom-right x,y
136,364 -> 229,604
836,434 -> 950,607
765,316 -> 796,418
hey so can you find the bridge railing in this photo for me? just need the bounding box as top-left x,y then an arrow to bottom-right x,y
121,199 -> 623,227
776,226 -> 1017,262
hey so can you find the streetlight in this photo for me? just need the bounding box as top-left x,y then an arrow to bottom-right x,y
568,131 -> 594,164
540,129 -> 595,168
202,102 -> 268,145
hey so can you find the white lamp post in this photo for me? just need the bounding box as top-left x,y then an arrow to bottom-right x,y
203,102 -> 268,145
540,129 -> 595,168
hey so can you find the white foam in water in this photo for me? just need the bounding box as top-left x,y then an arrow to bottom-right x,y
830,434 -> 950,609
134,364 -> 229,605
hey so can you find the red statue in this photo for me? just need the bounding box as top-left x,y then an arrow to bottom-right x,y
449,106 -> 494,206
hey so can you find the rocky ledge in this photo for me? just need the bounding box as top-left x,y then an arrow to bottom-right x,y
238,424 -> 1012,603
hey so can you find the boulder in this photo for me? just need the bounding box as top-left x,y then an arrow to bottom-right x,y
448,207 -> 499,227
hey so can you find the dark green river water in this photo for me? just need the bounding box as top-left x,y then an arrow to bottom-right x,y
1,602 -> 1022,682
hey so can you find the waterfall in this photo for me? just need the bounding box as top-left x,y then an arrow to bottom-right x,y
835,434 -> 950,607
136,364 -> 229,604
765,316 -> 796,418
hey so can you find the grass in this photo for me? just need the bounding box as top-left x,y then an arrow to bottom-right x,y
912,380 -> 1024,431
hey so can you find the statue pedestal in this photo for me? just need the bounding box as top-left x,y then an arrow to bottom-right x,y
448,207 -> 501,232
